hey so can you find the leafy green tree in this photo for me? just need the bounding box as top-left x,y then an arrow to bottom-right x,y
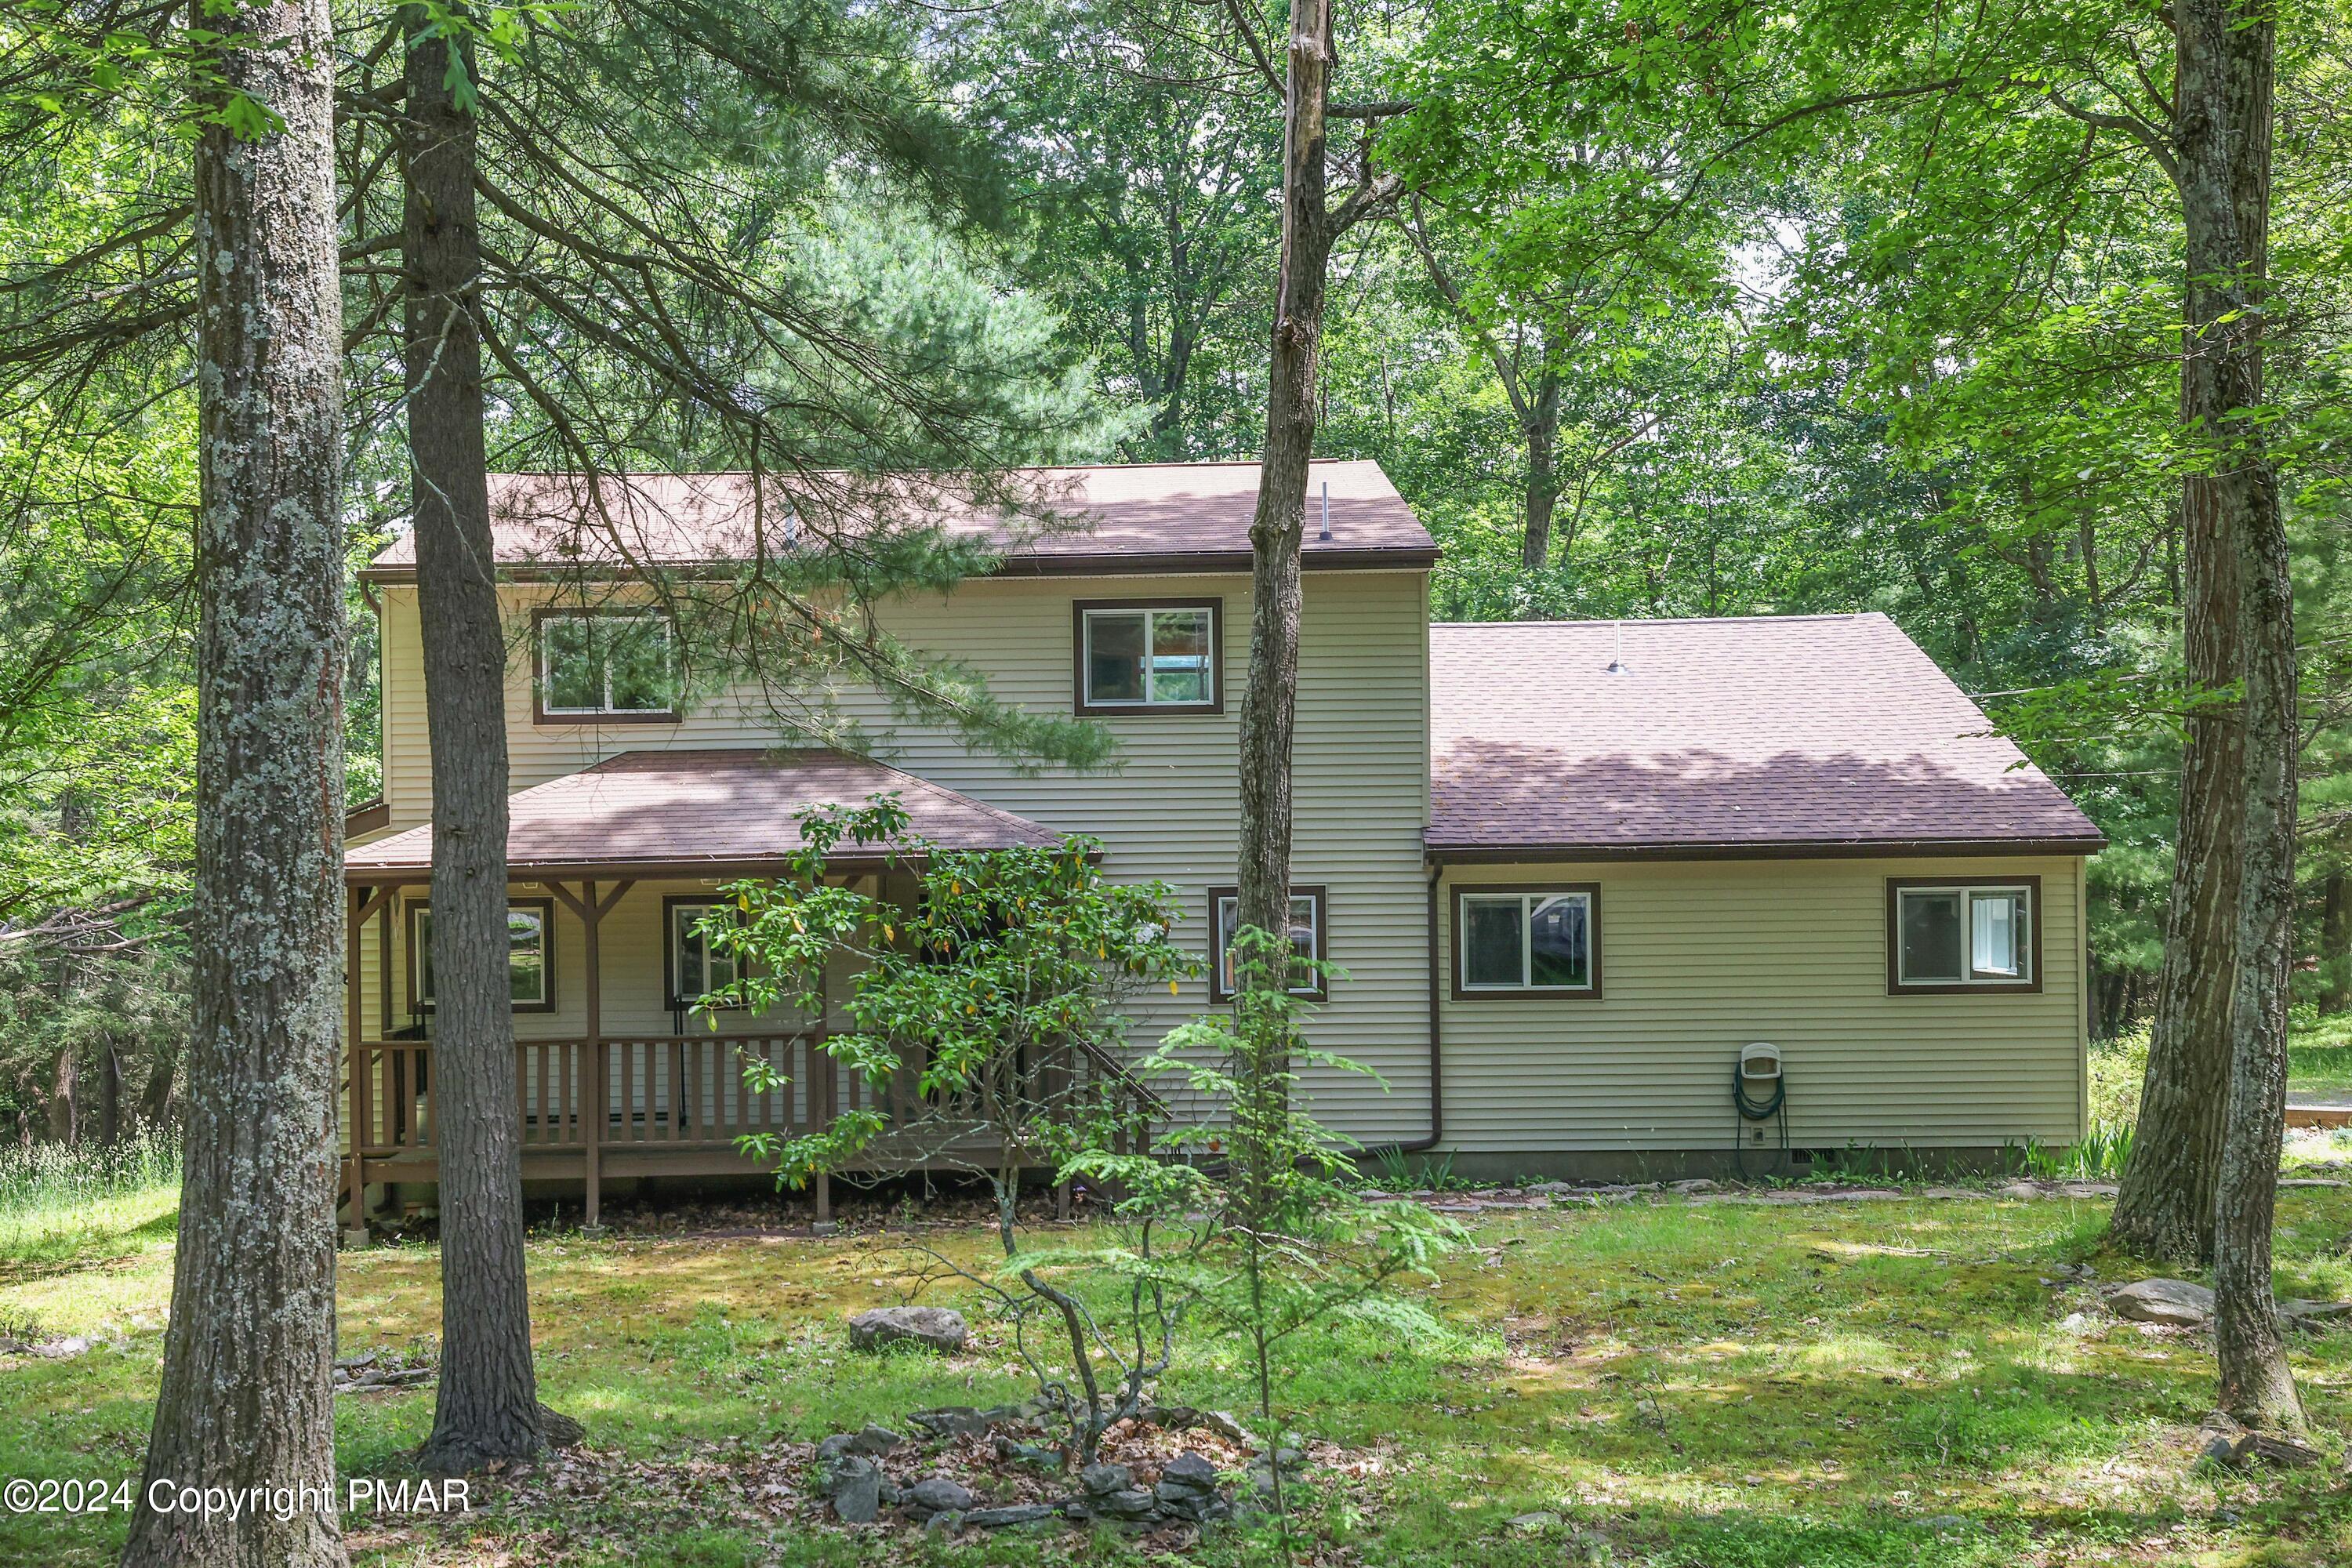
706,796 -> 1198,1461
948,0 -> 1283,457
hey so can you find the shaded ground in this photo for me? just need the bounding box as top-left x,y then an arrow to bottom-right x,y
2292,1013 -> 2352,1105
8,1163 -> 2352,1567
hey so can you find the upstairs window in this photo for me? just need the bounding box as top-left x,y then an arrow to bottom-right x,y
665,898 -> 744,1011
1889,880 -> 2039,992
409,898 -> 554,1013
535,609 -> 677,722
1454,887 -> 1599,998
1075,600 -> 1220,713
1209,886 -> 1327,1001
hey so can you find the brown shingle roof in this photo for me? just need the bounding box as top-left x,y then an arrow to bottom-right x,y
1428,615 -> 2106,859
343,749 -> 1062,882
359,459 -> 1436,580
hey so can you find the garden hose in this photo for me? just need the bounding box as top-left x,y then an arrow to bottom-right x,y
1733,1063 -> 1789,1181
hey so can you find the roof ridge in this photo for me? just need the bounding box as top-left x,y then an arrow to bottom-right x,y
1432,612 -> 1878,630
484,458 -> 1377,481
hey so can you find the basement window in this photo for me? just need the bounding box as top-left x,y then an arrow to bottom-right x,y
1888,880 -> 2038,993
1075,601 -> 1219,713
535,609 -> 678,721
1454,887 -> 1599,997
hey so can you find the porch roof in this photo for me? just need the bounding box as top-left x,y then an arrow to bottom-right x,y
343,748 -> 1063,884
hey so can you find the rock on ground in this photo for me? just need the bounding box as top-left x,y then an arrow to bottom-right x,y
848,1305 -> 967,1354
1079,1461 -> 1131,1497
2106,1278 -> 2213,1327
823,1455 -> 884,1523
905,1476 -> 975,1515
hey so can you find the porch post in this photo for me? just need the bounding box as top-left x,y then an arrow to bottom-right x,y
343,887 -> 364,1235
343,884 -> 395,1237
814,1048 -> 833,1232
814,954 -> 832,1230
582,878 -> 601,1232
377,896 -> 393,1040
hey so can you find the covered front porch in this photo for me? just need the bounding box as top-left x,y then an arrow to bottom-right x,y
339,748 -> 1160,1229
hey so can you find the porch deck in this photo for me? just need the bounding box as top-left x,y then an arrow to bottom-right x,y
340,1030 -> 1159,1227
339,748 -> 1142,1227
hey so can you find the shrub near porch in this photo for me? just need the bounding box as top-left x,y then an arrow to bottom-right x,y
6,1179 -> 2352,1566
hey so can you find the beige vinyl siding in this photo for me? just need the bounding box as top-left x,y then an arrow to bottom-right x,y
371,571 -> 1436,1142
1436,856 -> 2088,1152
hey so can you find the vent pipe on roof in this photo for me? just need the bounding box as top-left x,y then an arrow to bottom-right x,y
1603,619 -> 1630,675
1318,481 -> 1331,542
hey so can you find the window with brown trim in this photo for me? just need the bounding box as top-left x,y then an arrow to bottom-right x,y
663,896 -> 746,1011
1073,598 -> 1221,714
1887,877 -> 2042,993
1451,885 -> 1601,1000
407,897 -> 556,1012
533,608 -> 680,723
1207,885 -> 1327,1001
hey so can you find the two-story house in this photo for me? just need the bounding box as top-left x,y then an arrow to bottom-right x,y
339,459 -> 2104,1226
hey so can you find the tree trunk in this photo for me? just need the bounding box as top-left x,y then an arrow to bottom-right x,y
2108,0 -> 2277,1266
100,1042 -> 121,1146
1518,368 -> 1562,583
2321,870 -> 2350,1012
2216,429 -> 2300,1430
139,1045 -> 177,1134
47,1044 -> 75,1145
403,10 -> 557,1472
120,1 -> 348,1561
1235,0 -> 1335,953
2108,486 -> 2238,1261
2167,0 -> 2299,1431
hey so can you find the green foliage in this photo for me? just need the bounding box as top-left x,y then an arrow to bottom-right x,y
942,0 -> 1283,458
2012,1124 -> 2134,1181
707,795 -> 1209,1460
1076,928 -> 1466,1549
707,795 -> 1193,1186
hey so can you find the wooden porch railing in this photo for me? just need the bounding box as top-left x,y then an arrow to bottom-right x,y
340,1032 -> 1162,1228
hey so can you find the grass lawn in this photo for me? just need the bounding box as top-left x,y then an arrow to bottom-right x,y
9,1160 -> 2352,1567
2291,1011 -> 2352,1101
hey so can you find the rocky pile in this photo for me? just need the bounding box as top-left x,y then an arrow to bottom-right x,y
811,1400 -> 1270,1537
332,1348 -> 434,1393
2196,1412 -> 2324,1471
0,1331 -> 93,1360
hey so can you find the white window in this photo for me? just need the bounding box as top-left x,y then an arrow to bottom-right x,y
1891,882 -> 2035,990
1456,887 -> 1597,995
537,611 -> 677,718
1210,887 -> 1326,1000
666,899 -> 743,1010
410,901 -> 553,1011
1078,602 -> 1216,710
